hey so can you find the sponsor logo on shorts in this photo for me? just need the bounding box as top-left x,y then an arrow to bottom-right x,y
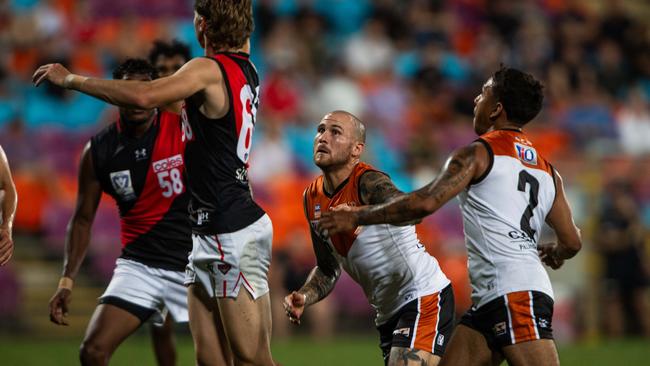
493,321 -> 507,336
218,264 -> 231,275
537,317 -> 550,329
393,327 -> 410,337
109,170 -> 136,201
436,334 -> 445,346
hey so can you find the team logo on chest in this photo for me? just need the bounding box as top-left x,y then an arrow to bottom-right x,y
109,170 -> 136,201
134,148 -> 148,161
514,143 -> 537,165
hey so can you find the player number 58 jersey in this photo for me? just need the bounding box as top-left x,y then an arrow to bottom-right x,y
458,130 -> 556,308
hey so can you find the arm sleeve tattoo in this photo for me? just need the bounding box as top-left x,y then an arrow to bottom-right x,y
358,171 -> 404,205
356,144 -> 479,226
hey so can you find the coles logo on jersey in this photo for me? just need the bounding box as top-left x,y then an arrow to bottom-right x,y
514,143 -> 537,166
109,170 -> 136,201
152,154 -> 184,173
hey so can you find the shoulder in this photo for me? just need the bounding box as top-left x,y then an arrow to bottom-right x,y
91,122 -> 118,147
304,176 -> 324,201
177,57 -> 223,83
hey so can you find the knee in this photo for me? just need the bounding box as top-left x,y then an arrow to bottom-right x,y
79,340 -> 110,366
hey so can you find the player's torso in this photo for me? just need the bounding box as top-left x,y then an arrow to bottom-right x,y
458,129 -> 555,307
182,52 -> 264,235
305,163 -> 449,324
90,111 -> 191,271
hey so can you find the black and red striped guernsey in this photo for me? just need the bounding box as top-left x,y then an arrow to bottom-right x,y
90,111 -> 192,271
182,52 -> 265,234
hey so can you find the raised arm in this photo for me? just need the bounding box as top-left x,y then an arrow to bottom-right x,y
538,170 -> 582,269
49,143 -> 102,325
32,58 -> 221,110
0,145 -> 17,266
283,197 -> 342,325
320,142 -> 489,234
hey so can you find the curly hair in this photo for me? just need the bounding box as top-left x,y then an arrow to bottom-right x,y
148,39 -> 191,65
194,0 -> 254,50
491,66 -> 544,126
112,58 -> 158,80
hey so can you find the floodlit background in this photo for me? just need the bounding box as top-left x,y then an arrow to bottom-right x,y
1,0 -> 649,365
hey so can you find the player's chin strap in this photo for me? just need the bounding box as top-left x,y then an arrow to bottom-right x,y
58,277 -> 74,291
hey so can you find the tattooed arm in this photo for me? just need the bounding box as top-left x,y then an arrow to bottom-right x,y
358,170 -> 421,226
319,142 -> 489,234
283,195 -> 342,325
359,171 -> 403,205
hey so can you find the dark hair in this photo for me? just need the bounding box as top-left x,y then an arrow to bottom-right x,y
148,40 -> 191,65
194,0 -> 254,50
491,66 -> 544,125
112,58 -> 158,80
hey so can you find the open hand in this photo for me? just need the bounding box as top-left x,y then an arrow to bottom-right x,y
538,243 -> 564,270
49,288 -> 72,326
283,291 -> 306,325
32,63 -> 71,88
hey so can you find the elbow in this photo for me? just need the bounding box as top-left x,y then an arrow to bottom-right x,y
132,93 -> 156,110
420,198 -> 438,217
568,237 -> 582,254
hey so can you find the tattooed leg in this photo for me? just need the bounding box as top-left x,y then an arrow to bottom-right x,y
388,347 -> 440,366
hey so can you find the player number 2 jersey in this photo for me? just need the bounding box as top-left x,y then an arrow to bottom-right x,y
458,129 -> 556,308
304,163 -> 450,325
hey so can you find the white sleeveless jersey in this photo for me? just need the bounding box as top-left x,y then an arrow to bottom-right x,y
458,130 -> 556,308
305,163 -> 450,325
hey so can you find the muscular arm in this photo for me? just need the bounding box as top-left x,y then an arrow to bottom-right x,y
358,171 -> 403,205
0,145 -> 17,265
297,227 -> 342,306
33,58 -> 222,110
62,143 -> 102,279
355,142 -> 488,226
544,170 -> 582,260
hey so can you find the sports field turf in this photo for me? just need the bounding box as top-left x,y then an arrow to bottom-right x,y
1,335 -> 648,365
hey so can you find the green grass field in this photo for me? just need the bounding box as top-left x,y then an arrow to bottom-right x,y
1,335 -> 648,366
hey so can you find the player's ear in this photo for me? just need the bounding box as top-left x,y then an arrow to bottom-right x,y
352,142 -> 365,158
489,102 -> 504,121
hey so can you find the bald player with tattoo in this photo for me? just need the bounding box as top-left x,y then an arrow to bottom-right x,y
284,111 -> 454,366
320,67 -> 582,366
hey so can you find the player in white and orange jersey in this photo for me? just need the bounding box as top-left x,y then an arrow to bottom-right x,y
283,111 -> 453,366
320,67 -> 582,366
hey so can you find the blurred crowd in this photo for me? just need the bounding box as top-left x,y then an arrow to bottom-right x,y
1,0 -> 649,340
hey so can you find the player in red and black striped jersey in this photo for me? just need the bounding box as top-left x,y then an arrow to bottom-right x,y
35,2 -> 275,365
48,59 -> 192,366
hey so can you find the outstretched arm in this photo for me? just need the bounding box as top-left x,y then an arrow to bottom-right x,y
320,142 -> 489,234
49,143 -> 102,325
32,58 -> 221,110
539,170 -> 582,269
0,145 -> 17,266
